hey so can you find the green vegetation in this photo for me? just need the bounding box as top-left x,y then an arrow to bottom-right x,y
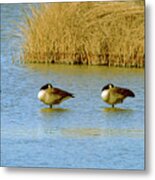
20,1 -> 144,67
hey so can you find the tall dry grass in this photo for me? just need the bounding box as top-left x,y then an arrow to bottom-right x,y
20,1 -> 144,67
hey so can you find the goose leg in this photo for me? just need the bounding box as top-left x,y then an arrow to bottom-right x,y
50,105 -> 53,108
112,104 -> 114,108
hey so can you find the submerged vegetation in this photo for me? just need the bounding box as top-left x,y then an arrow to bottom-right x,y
20,1 -> 144,67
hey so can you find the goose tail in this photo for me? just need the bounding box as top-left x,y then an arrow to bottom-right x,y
127,89 -> 135,97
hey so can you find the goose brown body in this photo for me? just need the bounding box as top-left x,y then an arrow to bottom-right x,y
38,83 -> 74,107
101,84 -> 135,107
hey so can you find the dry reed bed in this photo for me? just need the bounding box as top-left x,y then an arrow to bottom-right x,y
20,1 -> 144,67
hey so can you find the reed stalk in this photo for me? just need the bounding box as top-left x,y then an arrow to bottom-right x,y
20,1 -> 144,67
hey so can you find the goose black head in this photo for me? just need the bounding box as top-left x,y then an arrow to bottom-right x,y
40,83 -> 53,90
101,83 -> 114,91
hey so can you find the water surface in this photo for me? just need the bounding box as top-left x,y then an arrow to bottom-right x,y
1,4 -> 144,170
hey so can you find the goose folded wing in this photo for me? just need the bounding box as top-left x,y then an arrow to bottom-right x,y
113,87 -> 135,97
52,88 -> 74,98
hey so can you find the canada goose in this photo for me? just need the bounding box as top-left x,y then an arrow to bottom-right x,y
101,83 -> 135,108
38,83 -> 74,108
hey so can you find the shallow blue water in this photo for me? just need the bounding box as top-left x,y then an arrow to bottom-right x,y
1,4 -> 144,169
